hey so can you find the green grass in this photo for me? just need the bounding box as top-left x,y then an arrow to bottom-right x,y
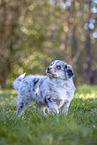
0,85 -> 97,145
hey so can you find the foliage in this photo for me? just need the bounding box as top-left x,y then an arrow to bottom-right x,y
0,85 -> 97,145
0,0 -> 97,88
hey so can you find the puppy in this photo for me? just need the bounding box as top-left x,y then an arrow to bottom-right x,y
14,60 -> 75,117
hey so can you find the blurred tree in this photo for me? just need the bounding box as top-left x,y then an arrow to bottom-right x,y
21,0 -> 97,84
0,0 -> 97,88
0,0 -> 27,88
67,0 -> 97,84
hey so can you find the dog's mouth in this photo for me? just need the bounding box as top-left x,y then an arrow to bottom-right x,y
46,69 -> 56,79
47,72 -> 55,78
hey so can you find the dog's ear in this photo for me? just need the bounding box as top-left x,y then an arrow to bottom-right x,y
64,64 -> 75,78
68,65 -> 75,78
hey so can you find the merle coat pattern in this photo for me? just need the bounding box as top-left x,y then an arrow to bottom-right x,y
14,60 -> 75,117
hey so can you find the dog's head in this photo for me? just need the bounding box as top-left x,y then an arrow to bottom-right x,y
46,60 -> 74,80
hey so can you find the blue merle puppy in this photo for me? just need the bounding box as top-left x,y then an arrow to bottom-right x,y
14,60 -> 75,117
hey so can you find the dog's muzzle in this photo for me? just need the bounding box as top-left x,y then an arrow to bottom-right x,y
46,67 -> 54,78
47,67 -> 52,73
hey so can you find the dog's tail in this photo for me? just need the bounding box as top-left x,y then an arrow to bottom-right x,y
13,73 -> 26,90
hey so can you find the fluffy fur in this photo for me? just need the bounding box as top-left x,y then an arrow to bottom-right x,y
14,60 -> 75,116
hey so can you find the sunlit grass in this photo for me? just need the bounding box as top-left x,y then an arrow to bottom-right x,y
0,89 -> 17,94
0,85 -> 97,145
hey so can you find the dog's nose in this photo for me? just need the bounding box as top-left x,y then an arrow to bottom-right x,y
47,67 -> 52,72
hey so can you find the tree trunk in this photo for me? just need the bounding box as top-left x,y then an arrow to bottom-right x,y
85,33 -> 92,84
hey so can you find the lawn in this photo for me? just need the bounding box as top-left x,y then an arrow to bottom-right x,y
0,85 -> 97,145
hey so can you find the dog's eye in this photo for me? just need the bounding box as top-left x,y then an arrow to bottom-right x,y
56,65 -> 61,70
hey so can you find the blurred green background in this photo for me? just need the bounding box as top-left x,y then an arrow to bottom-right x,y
0,0 -> 97,88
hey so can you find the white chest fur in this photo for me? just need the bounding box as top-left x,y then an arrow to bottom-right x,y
45,78 -> 75,111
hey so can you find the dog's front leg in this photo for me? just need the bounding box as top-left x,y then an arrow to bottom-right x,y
47,102 -> 59,114
36,104 -> 50,115
60,101 -> 71,115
